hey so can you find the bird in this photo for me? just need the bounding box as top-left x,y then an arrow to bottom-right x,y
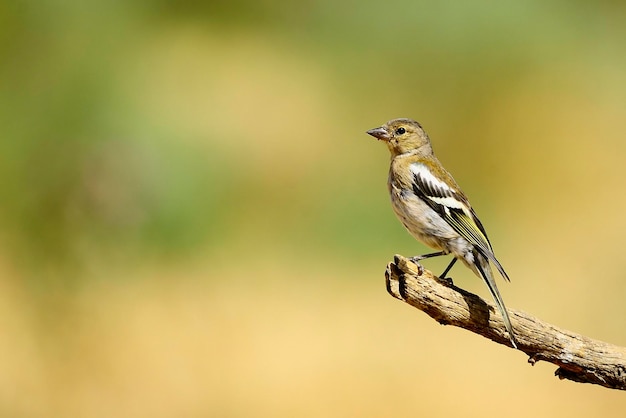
367,118 -> 517,348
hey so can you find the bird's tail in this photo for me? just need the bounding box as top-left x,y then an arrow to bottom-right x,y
472,253 -> 517,349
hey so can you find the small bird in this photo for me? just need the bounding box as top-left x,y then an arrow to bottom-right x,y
367,118 -> 517,348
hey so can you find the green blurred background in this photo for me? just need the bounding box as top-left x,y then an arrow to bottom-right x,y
1,1 -> 626,416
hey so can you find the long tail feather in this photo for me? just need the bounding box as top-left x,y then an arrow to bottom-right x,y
478,248 -> 510,282
474,254 -> 517,348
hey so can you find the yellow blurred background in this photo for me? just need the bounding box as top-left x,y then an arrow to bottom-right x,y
1,1 -> 626,416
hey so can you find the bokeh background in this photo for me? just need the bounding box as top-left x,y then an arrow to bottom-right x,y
2,1 -> 626,417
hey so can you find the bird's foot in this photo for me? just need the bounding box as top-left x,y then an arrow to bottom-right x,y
408,257 -> 425,276
437,275 -> 454,286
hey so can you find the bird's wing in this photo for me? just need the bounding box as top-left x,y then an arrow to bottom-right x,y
410,162 -> 510,281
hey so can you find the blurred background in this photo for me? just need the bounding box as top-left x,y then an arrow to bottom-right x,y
1,0 -> 626,416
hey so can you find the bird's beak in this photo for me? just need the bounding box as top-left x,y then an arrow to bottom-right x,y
366,126 -> 391,141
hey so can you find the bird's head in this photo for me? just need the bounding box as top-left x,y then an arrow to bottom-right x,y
366,118 -> 432,157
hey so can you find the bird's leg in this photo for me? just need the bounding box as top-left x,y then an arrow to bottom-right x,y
409,251 -> 446,276
437,257 -> 458,286
410,251 -> 447,262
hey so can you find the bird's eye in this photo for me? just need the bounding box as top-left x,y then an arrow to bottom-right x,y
395,127 -> 406,135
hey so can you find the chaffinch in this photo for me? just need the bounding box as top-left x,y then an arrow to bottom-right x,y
367,118 -> 517,348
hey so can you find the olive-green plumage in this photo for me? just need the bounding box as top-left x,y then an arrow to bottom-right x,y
367,118 -> 517,348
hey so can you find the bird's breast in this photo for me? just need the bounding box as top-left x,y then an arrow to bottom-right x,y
388,179 -> 465,253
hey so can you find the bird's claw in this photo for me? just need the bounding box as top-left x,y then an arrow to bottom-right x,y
408,257 -> 424,275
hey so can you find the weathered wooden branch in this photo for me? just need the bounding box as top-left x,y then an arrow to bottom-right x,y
385,254 -> 626,390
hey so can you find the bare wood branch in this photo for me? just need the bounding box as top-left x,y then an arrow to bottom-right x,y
385,254 -> 626,390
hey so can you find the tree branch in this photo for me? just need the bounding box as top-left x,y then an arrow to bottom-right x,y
385,254 -> 626,390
